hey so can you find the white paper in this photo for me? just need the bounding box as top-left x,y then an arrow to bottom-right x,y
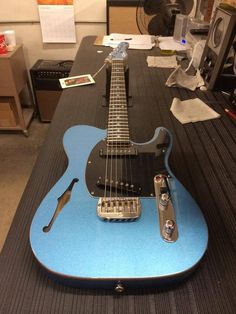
147,56 -> 177,68
102,33 -> 155,50
170,98 -> 221,124
38,5 -> 76,43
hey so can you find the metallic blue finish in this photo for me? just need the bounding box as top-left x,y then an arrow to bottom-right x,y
30,125 -> 208,287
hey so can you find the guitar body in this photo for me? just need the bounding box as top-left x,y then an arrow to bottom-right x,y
30,125 -> 208,290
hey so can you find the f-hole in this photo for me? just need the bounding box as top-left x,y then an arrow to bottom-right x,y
43,178 -> 79,232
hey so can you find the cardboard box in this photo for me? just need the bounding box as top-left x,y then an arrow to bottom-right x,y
0,97 -> 18,127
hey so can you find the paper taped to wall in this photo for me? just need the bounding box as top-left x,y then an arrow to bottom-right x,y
38,5 -> 76,43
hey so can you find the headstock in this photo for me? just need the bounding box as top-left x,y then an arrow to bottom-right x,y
106,42 -> 129,64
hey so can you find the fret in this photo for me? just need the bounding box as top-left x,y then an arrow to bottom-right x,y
108,124 -> 129,126
108,124 -> 129,127
108,111 -> 127,113
108,106 -> 127,108
110,95 -> 126,96
108,131 -> 129,133
108,128 -> 129,130
107,139 -> 130,142
108,114 -> 128,118
109,99 -> 126,102
108,136 -> 130,139
108,124 -> 128,127
108,131 -> 130,134
108,120 -> 128,122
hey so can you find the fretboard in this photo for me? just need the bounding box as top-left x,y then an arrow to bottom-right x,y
107,60 -> 130,147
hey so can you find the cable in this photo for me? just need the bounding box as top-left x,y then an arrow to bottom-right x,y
92,62 -> 106,79
184,40 -> 203,72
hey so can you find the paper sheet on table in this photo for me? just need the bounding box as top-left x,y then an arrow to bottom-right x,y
102,33 -> 154,50
158,37 -> 190,51
147,56 -> 178,68
170,98 -> 221,124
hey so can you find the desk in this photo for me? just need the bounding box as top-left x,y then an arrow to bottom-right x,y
0,45 -> 34,135
0,36 -> 235,313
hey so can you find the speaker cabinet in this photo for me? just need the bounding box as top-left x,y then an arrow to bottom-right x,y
34,90 -> 62,122
199,6 -> 236,91
30,60 -> 73,122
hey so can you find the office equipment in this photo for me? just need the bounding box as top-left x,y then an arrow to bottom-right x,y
30,59 -> 73,121
199,5 -> 236,91
173,14 -> 189,42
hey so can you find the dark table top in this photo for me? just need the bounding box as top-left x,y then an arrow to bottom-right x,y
0,36 -> 236,314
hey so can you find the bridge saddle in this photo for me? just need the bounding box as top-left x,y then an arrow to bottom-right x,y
97,197 -> 141,221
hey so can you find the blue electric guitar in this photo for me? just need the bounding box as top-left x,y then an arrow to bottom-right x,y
30,43 -> 208,292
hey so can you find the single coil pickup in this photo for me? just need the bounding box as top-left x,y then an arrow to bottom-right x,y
96,177 -> 142,195
99,146 -> 138,157
97,197 -> 141,221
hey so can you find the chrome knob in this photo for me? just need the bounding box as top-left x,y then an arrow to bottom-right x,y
160,193 -> 170,208
164,219 -> 175,237
114,282 -> 125,293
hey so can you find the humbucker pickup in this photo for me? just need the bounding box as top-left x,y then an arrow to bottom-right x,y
97,197 -> 141,221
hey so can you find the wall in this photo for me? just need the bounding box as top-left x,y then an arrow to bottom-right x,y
1,0 -> 236,71
0,0 -> 107,70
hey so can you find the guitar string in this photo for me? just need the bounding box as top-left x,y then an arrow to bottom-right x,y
113,61 -> 122,200
109,61 -> 116,200
118,61 -> 125,199
119,60 -> 131,199
115,62 -> 121,200
119,60 -> 132,199
109,65 -> 113,200
112,62 -> 118,200
123,63 -> 133,198
114,62 -> 119,199
106,60 -> 134,202
122,64 -> 129,198
107,62 -> 117,200
114,65 -> 119,199
104,110 -> 109,201
104,65 -> 112,201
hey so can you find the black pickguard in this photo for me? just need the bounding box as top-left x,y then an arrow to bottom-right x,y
86,128 -> 170,197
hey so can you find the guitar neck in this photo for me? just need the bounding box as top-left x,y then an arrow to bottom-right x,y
106,60 -> 130,147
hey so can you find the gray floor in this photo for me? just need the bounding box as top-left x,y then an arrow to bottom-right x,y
0,119 -> 49,252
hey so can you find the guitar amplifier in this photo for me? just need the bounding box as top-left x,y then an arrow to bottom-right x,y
30,59 -> 73,121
